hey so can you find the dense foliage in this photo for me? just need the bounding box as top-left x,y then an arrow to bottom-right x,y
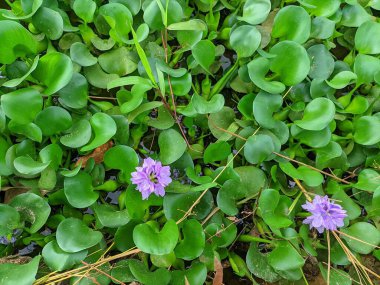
0,0 -> 380,284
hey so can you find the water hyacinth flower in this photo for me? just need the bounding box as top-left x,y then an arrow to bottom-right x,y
302,195 -> 347,233
131,158 -> 172,200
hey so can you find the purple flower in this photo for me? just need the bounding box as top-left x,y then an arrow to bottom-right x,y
131,158 -> 172,200
302,195 -> 347,233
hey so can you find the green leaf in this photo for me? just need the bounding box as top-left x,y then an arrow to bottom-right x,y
259,189 -> 292,228
103,145 -> 139,181
1,88 -> 42,124
115,220 -> 141,252
355,21 -> 380,55
230,25 -> 261,58
80,113 -> 117,152
295,98 -> 335,131
56,218 -> 103,253
301,0 -> 340,17
217,179 -> 246,216
42,240 -> 87,271
0,20 -> 38,64
354,54 -> 380,84
269,41 -> 310,86
2,55 -> 39,88
246,242 -> 280,283
208,106 -> 236,139
341,4 -> 372,28
192,40 -> 215,74
70,42 -> 97,67
253,91 -> 283,129
204,142 -> 231,164
35,106 -> 72,136
247,57 -> 285,94
272,5 -> 311,44
129,259 -> 171,285
268,241 -> 305,271
332,190 -> 361,220
143,0 -> 183,30
341,222 -> 380,254
32,7 -> 63,40
163,191 -> 213,221
310,16 -> 335,39
9,193 -> 50,233
239,0 -> 271,25
326,71 -> 357,89
99,47 -> 138,76
64,171 -> 99,208
98,3 -> 133,43
32,52 -> 73,95
2,0 -> 42,20
73,0 -> 96,23
175,219 -> 205,260
354,116 -> 380,145
244,134 -> 275,164
291,125 -> 331,148
58,73 -> 88,109
354,169 -> 380,192
60,119 -> 92,148
158,129 -> 187,164
0,204 -> 21,236
13,156 -> 50,176
133,219 -> 179,255
319,263 -> 352,285
147,106 -> 175,129
7,121 -> 42,143
0,256 -> 40,285
110,260 -> 135,283
93,204 -> 130,228
307,44 -> 335,80
170,263 -> 207,285
107,76 -> 153,90
167,19 -> 207,31
84,63 -> 119,89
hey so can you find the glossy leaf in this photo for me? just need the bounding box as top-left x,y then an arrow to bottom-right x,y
56,218 -> 103,253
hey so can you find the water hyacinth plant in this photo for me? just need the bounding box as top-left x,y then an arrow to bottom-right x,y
0,0 -> 380,284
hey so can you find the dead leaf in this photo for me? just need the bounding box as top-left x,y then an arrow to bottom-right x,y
75,141 -> 113,167
184,276 -> 190,285
0,255 -> 32,264
213,256 -> 224,285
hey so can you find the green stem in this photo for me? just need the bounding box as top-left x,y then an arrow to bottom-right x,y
149,209 -> 164,220
209,59 -> 239,98
238,235 -> 273,244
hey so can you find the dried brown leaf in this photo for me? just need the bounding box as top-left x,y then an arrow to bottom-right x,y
75,141 -> 113,167
213,256 -> 224,285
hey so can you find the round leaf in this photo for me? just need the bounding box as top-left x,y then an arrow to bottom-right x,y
133,219 -> 179,255
35,106 -> 72,136
9,193 -> 50,233
230,25 -> 261,58
158,129 -> 187,164
175,219 -> 205,260
56,218 -> 103,253
354,116 -> 380,145
341,222 -> 380,254
355,21 -> 380,55
269,41 -> 310,86
42,240 -> 88,271
295,98 -> 335,131
64,171 -> 99,208
80,113 -> 117,152
244,134 -> 275,164
1,88 -> 42,124
272,5 -> 311,44
32,52 -> 73,95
